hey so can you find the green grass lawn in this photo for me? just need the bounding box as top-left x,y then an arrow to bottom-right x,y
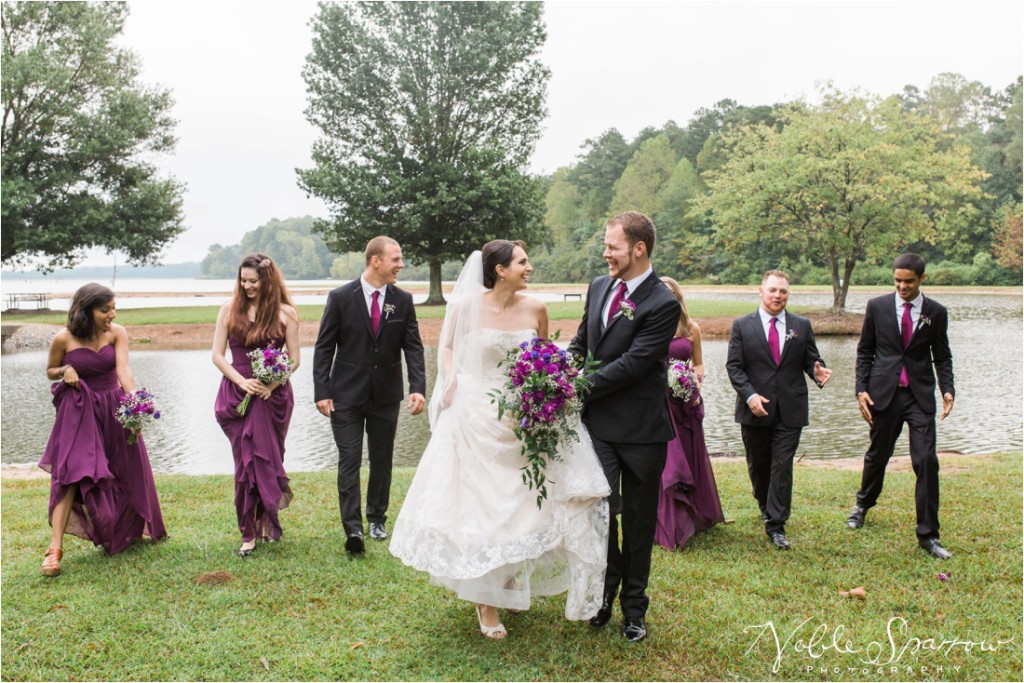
2,455 -> 1020,681
1,299 -> 805,326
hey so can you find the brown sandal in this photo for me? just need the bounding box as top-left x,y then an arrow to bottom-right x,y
41,547 -> 62,577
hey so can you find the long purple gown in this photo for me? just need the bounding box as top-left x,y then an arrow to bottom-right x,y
655,336 -> 726,550
214,329 -> 293,542
38,345 -> 167,554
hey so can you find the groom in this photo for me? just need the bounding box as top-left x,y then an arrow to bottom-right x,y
313,236 -> 427,555
569,211 -> 679,643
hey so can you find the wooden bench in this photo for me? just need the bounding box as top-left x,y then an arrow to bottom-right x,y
5,292 -> 52,311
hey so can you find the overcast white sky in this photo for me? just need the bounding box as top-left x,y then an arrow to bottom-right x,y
94,0 -> 1024,265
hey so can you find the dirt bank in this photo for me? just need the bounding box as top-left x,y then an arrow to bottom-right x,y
117,312 -> 861,350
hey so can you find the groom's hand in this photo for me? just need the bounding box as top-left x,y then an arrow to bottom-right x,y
747,394 -> 770,417
316,398 -> 334,417
407,392 -> 426,415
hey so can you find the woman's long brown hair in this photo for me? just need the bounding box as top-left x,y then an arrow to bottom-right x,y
660,276 -> 692,338
228,254 -> 295,345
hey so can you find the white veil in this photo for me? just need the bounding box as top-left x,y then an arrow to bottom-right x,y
428,250 -> 486,429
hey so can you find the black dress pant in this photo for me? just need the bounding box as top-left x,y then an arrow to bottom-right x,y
741,417 -> 803,535
330,400 -> 401,536
855,387 -> 940,540
590,436 -> 667,619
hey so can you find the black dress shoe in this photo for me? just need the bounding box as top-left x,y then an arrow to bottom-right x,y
369,522 -> 388,541
622,616 -> 647,642
589,589 -> 616,628
919,538 -> 951,560
769,532 -> 791,550
345,533 -> 365,555
846,505 -> 866,529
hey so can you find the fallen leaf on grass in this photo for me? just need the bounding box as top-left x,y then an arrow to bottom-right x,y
261,657 -> 270,671
47,604 -> 67,612
838,586 -> 867,600
351,642 -> 364,649
195,571 -> 234,585
18,643 -> 29,651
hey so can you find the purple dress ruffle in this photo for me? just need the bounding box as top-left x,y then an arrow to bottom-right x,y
38,345 -> 167,554
214,330 -> 293,542
655,336 -> 726,550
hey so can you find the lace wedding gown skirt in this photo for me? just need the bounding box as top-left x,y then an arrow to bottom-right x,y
390,329 -> 610,619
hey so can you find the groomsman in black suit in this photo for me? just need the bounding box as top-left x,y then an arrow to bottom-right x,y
313,236 -> 427,555
569,211 -> 679,643
726,270 -> 832,550
845,253 -> 955,560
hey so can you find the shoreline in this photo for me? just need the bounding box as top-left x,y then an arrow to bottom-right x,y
3,311 -> 865,351
0,451 -> 999,480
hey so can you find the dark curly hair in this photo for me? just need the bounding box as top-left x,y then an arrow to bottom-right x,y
481,240 -> 526,289
66,283 -> 115,339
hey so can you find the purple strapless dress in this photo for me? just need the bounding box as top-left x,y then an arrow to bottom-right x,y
214,332 -> 293,542
38,345 -> 167,553
654,336 -> 726,550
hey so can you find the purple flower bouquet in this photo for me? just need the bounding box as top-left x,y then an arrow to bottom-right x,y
237,345 -> 294,416
115,388 -> 161,445
667,359 -> 702,404
490,335 -> 595,508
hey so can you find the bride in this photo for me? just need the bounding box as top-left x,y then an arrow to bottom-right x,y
389,240 -> 610,640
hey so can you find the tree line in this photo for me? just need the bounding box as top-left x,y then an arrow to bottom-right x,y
3,3 -> 1019,315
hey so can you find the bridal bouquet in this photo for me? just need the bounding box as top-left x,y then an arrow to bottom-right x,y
667,358 -> 702,404
115,388 -> 161,445
236,345 -> 294,416
491,335 -> 596,508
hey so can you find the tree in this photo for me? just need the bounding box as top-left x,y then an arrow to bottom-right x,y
565,128 -> 631,224
694,88 -> 987,313
608,134 -> 676,217
199,216 -> 335,279
298,1 -> 549,304
1,1 -> 185,270
992,202 -> 1023,272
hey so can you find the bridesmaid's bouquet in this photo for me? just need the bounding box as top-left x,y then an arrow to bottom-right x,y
491,335 -> 596,508
667,359 -> 702,404
115,388 -> 161,445
236,345 -> 294,416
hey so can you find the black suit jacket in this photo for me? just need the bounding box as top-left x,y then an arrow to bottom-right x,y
855,294 -> 954,414
312,280 -> 426,406
726,310 -> 825,428
568,271 -> 678,444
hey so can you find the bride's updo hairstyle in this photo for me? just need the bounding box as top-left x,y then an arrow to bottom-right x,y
481,239 -> 526,289
66,283 -> 115,339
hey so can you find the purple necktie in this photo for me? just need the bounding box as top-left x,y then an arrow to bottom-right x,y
606,281 -> 628,326
371,290 -> 381,335
768,317 -> 781,365
899,302 -> 912,387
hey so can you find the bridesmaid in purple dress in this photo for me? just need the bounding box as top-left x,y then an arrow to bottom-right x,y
212,254 -> 299,557
655,277 -> 726,550
38,284 -> 167,576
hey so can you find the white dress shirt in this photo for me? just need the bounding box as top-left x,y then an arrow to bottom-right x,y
758,307 -> 788,356
601,267 -> 653,324
894,291 -> 923,331
359,276 -> 387,316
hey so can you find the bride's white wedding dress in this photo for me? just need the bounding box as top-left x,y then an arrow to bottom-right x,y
389,328 -> 610,620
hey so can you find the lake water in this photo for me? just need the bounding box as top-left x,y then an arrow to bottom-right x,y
2,291 -> 1020,473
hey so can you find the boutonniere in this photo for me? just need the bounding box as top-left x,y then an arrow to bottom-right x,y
919,315 -> 932,327
383,303 -> 396,319
619,299 -> 636,320
785,329 -> 798,342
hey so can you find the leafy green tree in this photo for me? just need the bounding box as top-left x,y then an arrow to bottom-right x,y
1,1 -> 185,270
992,202 -> 1023,272
566,129 -> 631,225
652,157 -> 704,277
608,134 -> 676,216
298,1 -> 549,304
200,216 -> 335,279
694,88 -> 987,312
